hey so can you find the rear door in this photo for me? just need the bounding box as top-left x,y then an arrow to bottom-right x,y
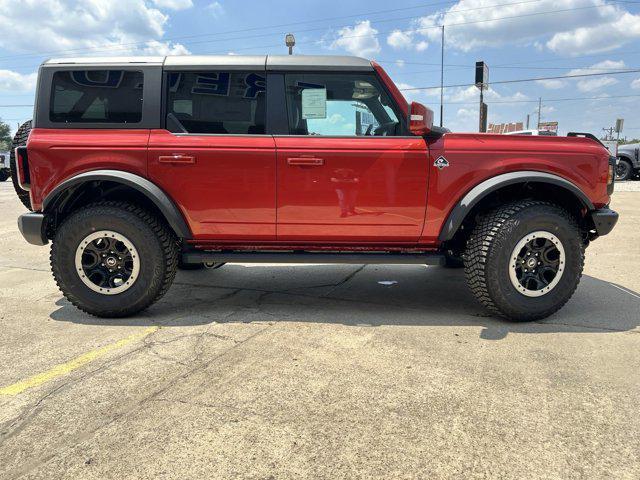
274,72 -> 429,243
148,69 -> 276,241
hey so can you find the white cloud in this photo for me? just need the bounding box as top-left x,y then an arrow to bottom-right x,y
328,113 -> 346,124
631,78 -> 640,89
412,0 -> 640,55
547,11 -> 640,54
152,0 -> 193,10
387,30 -> 413,49
142,40 -> 190,56
0,70 -> 37,92
448,85 -> 529,104
395,59 -> 406,68
331,20 -> 380,57
387,30 -> 428,52
0,0 -> 189,56
536,79 -> 567,89
568,60 -> 624,91
208,1 -> 225,18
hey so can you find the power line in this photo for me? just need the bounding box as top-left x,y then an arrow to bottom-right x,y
399,68 -> 640,91
0,0 -> 634,64
438,93 -> 640,105
0,0 -> 529,62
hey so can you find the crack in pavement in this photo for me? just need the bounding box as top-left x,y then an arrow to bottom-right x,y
1,320 -> 278,479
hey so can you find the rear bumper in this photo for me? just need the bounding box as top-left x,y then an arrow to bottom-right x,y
590,208 -> 618,237
17,213 -> 48,245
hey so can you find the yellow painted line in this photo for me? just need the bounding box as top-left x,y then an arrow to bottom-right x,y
0,326 -> 158,396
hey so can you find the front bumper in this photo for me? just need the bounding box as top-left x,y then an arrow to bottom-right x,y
591,208 -> 618,237
17,213 -> 48,246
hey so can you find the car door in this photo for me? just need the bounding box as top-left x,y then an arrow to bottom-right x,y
148,69 -> 276,241
274,72 -> 429,243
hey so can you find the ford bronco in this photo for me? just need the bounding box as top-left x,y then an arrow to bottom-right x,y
14,55 -> 618,320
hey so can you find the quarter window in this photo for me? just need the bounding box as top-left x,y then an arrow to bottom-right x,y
165,71 -> 266,134
50,70 -> 143,123
284,73 -> 402,136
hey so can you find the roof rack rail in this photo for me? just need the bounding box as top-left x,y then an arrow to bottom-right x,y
567,132 -> 605,147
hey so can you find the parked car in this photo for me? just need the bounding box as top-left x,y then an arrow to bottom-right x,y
15,55 -> 618,321
505,129 -> 557,136
616,142 -> 639,181
0,151 -> 10,181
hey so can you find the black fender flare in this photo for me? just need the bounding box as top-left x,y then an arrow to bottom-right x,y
43,170 -> 192,239
438,171 -> 595,242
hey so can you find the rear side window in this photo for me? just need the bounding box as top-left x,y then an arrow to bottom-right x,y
165,71 -> 266,134
50,70 -> 144,123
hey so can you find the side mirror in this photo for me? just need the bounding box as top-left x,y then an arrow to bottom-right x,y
409,101 -> 434,136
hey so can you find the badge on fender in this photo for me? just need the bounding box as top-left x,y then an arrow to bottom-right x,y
434,156 -> 450,170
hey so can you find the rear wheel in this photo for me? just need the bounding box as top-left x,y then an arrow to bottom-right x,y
615,158 -> 632,181
51,202 -> 178,317
9,120 -> 33,210
464,200 -> 584,321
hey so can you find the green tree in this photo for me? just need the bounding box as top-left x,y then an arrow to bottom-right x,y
0,119 -> 12,151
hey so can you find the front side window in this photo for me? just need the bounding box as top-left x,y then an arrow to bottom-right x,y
50,70 -> 143,123
166,71 -> 266,134
284,73 -> 402,136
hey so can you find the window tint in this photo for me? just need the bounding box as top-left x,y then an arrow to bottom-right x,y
284,73 -> 402,136
50,70 -> 143,123
166,71 -> 266,134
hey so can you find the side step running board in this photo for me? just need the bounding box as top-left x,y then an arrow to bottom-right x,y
182,251 -> 446,266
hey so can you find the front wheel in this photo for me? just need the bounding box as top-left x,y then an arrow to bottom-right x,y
0,169 -> 10,182
464,200 -> 584,321
51,202 -> 178,317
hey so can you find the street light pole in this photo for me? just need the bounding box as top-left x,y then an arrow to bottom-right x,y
285,33 -> 295,55
440,25 -> 444,127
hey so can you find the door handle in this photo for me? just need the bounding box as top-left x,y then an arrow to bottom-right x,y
287,157 -> 324,166
158,154 -> 196,164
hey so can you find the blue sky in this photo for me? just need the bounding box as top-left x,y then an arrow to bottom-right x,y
1,0 -> 640,137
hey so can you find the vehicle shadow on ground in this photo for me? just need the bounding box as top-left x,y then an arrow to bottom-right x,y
49,264 -> 640,340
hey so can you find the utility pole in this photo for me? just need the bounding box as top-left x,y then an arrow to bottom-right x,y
526,114 -> 530,130
602,127 -> 614,140
537,97 -> 542,129
439,25 -> 444,128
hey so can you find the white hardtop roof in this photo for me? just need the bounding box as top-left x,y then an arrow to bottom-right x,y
43,55 -> 373,71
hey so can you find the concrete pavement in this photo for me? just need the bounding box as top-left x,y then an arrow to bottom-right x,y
0,181 -> 638,479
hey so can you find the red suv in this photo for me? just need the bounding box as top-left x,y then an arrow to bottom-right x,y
14,55 -> 618,320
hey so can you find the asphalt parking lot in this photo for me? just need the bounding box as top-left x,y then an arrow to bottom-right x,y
1,181 -> 639,479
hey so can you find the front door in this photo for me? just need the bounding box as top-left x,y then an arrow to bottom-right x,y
275,72 -> 429,243
148,70 -> 276,241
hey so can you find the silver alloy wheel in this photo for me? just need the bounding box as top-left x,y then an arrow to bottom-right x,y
508,230 -> 565,297
74,230 -> 140,295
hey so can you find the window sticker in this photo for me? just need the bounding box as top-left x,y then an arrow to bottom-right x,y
301,88 -> 327,119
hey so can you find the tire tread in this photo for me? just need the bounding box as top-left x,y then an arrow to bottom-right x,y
51,201 -> 178,317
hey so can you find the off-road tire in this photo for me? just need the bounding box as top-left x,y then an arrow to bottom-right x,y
464,200 -> 584,321
51,202 -> 179,317
9,120 -> 33,210
0,169 -> 10,182
615,158 -> 632,181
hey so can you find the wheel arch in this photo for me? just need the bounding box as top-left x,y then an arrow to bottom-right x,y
617,154 -> 638,169
439,171 -> 594,243
43,170 -> 192,239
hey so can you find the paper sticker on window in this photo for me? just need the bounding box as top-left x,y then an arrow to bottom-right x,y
301,88 -> 327,119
